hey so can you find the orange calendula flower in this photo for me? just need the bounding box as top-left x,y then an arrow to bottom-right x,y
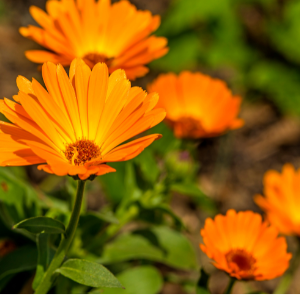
147,72 -> 244,139
255,164 -> 300,236
200,210 -> 291,281
0,239 -> 16,257
19,0 -> 168,80
0,58 -> 165,180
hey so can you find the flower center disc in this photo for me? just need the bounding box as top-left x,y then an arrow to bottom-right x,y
64,139 -> 101,166
83,52 -> 113,68
170,116 -> 204,138
225,249 -> 256,279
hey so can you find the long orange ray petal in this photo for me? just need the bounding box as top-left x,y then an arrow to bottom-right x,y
17,91 -> 66,150
87,62 -> 108,140
103,134 -> 161,162
57,64 -> 83,139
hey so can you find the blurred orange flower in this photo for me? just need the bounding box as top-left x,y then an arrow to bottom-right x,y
0,239 -> 16,257
19,0 -> 168,80
0,59 -> 165,180
255,164 -> 300,236
147,72 -> 243,139
200,210 -> 291,280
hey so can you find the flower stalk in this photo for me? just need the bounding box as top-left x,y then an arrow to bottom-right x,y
225,277 -> 236,294
35,180 -> 86,294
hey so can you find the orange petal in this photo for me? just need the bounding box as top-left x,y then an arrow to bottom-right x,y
87,62 -> 108,140
103,134 -> 162,162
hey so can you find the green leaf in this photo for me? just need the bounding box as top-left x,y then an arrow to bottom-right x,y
32,234 -> 50,291
248,61 -> 300,116
146,122 -> 180,155
133,148 -> 159,184
99,226 -> 198,270
124,162 -> 140,200
150,33 -> 201,73
56,259 -> 123,289
98,162 -> 126,203
0,275 -> 13,292
156,204 -> 185,230
267,1 -> 300,65
0,168 -> 54,241
151,226 -> 198,270
13,216 -> 65,234
197,269 -> 210,294
86,211 -> 119,224
98,233 -> 163,265
0,168 -> 43,223
99,161 -> 141,204
0,245 -> 37,281
93,266 -> 163,294
156,0 -> 232,37
171,182 -> 216,212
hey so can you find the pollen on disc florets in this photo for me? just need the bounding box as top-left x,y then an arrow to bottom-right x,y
64,139 -> 101,166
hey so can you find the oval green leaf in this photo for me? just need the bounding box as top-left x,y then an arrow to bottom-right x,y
98,226 -> 198,270
92,266 -> 163,294
55,259 -> 123,289
13,216 -> 65,234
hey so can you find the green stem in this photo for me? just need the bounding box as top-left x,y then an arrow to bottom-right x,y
35,180 -> 86,294
224,277 -> 236,294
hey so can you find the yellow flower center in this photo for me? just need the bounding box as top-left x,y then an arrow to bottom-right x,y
82,52 -> 113,67
64,139 -> 101,166
225,249 -> 256,279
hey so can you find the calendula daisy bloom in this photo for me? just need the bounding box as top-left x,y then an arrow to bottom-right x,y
255,164 -> 300,236
200,210 -> 291,281
19,0 -> 168,80
0,59 -> 165,180
147,72 -> 243,139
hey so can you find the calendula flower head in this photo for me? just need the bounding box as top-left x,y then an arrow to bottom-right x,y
200,210 -> 291,281
255,164 -> 300,236
19,0 -> 168,80
147,72 -> 244,139
0,58 -> 165,180
0,239 -> 16,258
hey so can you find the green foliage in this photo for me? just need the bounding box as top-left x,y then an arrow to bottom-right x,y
146,122 -> 180,155
85,211 -> 119,224
98,162 -> 127,203
0,168 -> 43,227
267,1 -> 300,65
0,245 -> 37,281
98,266 -> 163,294
133,148 -> 160,184
32,234 -> 51,291
171,182 -> 216,213
151,0 -> 300,116
99,226 -> 198,270
150,33 -> 201,73
196,269 -> 210,294
13,217 -> 66,235
56,259 -> 123,289
0,0 -> 7,19
248,61 -> 300,115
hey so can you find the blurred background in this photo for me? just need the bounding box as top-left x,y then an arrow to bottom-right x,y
1,0 -> 300,294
